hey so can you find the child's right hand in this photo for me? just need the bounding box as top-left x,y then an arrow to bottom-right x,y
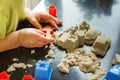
18,28 -> 55,48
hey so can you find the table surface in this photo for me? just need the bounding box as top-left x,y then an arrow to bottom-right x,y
0,0 -> 120,80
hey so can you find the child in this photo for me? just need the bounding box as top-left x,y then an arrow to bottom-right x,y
0,0 -> 62,52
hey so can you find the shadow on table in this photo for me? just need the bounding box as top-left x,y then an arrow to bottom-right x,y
72,0 -> 117,20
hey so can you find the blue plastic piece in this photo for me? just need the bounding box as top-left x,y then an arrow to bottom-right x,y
103,64 -> 120,80
34,60 -> 53,80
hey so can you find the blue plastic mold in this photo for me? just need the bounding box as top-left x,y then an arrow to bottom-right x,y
34,60 -> 53,80
103,64 -> 120,80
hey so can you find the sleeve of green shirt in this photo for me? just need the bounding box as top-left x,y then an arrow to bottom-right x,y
0,0 -> 26,40
0,0 -> 10,40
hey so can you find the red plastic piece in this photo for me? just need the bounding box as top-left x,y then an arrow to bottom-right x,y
41,29 -> 47,33
0,71 -> 10,80
49,5 -> 56,17
22,75 -> 34,80
50,30 -> 54,35
41,29 -> 47,37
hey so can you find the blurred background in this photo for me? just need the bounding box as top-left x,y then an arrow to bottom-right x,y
26,0 -> 41,9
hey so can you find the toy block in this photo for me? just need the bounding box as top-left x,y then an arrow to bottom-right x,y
43,26 -> 54,38
50,30 -> 54,35
34,60 -> 53,80
49,5 -> 56,17
41,29 -> 47,33
22,75 -> 34,80
103,64 -> 120,80
0,71 -> 10,80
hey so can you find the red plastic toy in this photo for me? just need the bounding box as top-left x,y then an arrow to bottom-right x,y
0,71 -> 10,80
50,30 -> 54,35
22,75 -> 34,80
41,29 -> 47,33
49,5 -> 57,17
42,26 -> 55,38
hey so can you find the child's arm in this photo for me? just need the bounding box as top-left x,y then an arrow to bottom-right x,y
0,28 -> 55,53
0,31 -> 20,52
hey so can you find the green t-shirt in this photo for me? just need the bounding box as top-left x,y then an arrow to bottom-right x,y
0,0 -> 26,40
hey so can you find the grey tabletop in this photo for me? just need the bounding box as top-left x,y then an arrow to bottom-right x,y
0,0 -> 120,80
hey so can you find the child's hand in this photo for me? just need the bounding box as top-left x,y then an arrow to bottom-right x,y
25,8 -> 62,30
18,28 -> 55,48
33,12 -> 62,30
